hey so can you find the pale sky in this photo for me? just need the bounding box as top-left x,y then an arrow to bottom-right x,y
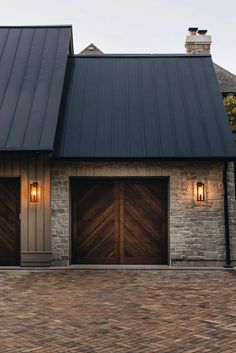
0,0 -> 236,73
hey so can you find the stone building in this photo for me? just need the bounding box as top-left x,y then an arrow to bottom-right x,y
0,25 -> 235,267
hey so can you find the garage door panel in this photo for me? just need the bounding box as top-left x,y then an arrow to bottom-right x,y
71,179 -> 168,265
75,184 -> 114,221
125,202 -> 162,237
124,180 -> 167,264
79,236 -> 115,258
76,205 -> 114,237
71,179 -> 119,264
125,219 -> 162,250
124,234 -> 161,258
124,228 -> 164,258
77,218 -> 114,252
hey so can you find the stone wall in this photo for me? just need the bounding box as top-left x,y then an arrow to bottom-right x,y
185,43 -> 211,54
228,162 -> 236,264
51,161 -> 236,266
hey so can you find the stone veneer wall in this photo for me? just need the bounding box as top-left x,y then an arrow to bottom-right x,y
51,161 -> 236,266
185,43 -> 211,54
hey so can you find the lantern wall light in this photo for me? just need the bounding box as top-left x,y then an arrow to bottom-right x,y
30,182 -> 39,203
197,181 -> 205,202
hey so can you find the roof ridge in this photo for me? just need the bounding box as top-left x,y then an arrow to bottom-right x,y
70,53 -> 212,58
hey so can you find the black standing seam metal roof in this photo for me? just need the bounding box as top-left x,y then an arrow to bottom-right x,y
55,54 -> 236,158
0,26 -> 72,151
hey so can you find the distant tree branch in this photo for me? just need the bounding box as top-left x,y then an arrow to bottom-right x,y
223,94 -> 236,133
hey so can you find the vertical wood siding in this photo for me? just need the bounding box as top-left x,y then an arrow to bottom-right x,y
0,153 -> 51,256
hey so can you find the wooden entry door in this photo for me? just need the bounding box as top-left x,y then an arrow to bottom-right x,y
71,179 -> 168,264
0,178 -> 20,266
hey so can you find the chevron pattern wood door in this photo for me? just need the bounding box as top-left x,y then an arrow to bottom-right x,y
0,178 -> 20,266
71,179 -> 168,264
122,180 -> 168,264
71,180 -> 120,264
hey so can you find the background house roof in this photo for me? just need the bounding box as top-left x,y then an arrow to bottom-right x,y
55,54 -> 236,159
0,26 -> 72,151
79,43 -> 103,56
214,63 -> 236,94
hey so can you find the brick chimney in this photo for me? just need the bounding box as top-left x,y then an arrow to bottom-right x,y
185,27 -> 212,54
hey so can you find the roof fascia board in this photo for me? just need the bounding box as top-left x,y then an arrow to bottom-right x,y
0,25 -> 72,29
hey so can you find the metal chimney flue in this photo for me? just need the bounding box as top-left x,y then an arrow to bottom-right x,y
188,27 -> 198,35
198,29 -> 208,35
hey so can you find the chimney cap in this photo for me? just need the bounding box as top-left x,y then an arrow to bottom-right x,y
198,29 -> 208,35
188,27 -> 198,32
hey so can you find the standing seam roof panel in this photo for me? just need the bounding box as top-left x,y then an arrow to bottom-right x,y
39,28 -> 73,149
55,55 -> 236,158
95,59 -> 113,156
3,29 -> 35,149
203,59 -> 235,155
6,29 -> 48,149
127,58 -> 145,156
190,58 -> 222,156
166,59 -> 192,156
0,26 -> 72,151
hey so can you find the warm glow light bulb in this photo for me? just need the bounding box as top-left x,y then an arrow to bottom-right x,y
197,182 -> 205,202
30,182 -> 39,202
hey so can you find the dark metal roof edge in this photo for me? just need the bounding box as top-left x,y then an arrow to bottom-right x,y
0,25 -> 73,28
70,53 -> 212,58
0,149 -> 53,153
52,156 -> 236,162
69,36 -> 74,55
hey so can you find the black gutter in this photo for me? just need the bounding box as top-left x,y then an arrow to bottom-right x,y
51,156 -> 236,162
223,161 -> 232,267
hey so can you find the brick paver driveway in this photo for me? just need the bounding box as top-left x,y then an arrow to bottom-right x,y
0,270 -> 236,353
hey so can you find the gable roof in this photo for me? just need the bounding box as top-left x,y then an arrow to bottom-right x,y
80,43 -> 103,55
0,26 -> 72,151
214,63 -> 236,94
55,54 -> 236,159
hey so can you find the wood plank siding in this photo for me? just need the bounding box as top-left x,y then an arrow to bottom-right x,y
0,153 -> 51,266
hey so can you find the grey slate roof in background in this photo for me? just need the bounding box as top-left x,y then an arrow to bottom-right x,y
214,63 -> 236,94
55,54 -> 236,158
0,26 -> 72,151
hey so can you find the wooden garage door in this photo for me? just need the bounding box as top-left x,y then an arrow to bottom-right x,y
0,178 -> 20,266
71,179 -> 168,264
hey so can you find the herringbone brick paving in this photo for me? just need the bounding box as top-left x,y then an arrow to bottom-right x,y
0,270 -> 236,352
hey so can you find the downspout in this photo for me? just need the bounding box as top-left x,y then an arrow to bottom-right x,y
223,161 -> 232,267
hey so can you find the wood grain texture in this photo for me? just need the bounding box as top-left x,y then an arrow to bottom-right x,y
0,153 -> 51,258
123,180 -> 168,264
0,178 -> 20,265
71,178 -> 168,264
71,180 -> 119,264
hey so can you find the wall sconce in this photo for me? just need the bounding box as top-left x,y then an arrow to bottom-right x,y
197,182 -> 205,201
30,182 -> 39,203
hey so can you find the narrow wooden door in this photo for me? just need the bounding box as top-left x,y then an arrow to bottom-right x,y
71,179 -> 168,264
0,178 -> 20,266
